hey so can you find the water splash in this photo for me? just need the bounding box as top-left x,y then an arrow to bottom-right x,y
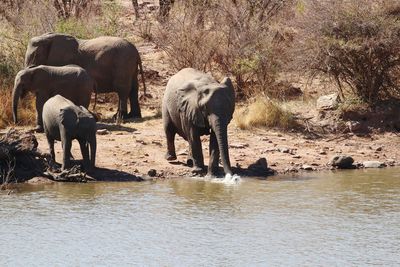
211,173 -> 242,185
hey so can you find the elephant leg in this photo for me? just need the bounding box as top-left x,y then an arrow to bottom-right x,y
61,138 -> 72,170
116,91 -> 130,120
46,135 -> 55,162
128,78 -> 142,118
208,132 -> 220,176
35,95 -> 45,132
163,113 -> 177,160
189,132 -> 204,173
78,139 -> 90,172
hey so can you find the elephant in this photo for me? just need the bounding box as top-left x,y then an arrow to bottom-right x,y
162,68 -> 235,177
42,95 -> 97,172
12,64 -> 95,132
24,32 -> 146,120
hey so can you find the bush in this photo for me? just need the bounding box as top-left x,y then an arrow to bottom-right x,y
154,0 -> 294,97
294,0 -> 400,105
234,97 -> 297,130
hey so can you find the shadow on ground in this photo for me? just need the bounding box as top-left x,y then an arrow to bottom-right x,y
96,122 -> 137,132
88,167 -> 144,182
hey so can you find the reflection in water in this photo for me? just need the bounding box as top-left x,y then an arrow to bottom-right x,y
1,168 -> 400,266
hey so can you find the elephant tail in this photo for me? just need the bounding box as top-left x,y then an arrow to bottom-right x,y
92,80 -> 98,111
138,55 -> 147,96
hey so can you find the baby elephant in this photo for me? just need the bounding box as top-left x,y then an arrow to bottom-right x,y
12,64 -> 95,132
162,68 -> 235,177
43,95 -> 97,172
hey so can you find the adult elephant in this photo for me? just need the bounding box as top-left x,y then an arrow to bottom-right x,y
162,68 -> 235,177
24,32 -> 146,120
12,65 -> 95,132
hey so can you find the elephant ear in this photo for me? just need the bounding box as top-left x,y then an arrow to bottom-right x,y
221,77 -> 236,120
47,34 -> 79,66
177,82 -> 206,128
59,108 -> 79,136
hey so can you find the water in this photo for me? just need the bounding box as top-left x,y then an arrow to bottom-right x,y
1,168 -> 400,266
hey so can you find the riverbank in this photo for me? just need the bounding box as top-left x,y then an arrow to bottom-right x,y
5,113 -> 398,182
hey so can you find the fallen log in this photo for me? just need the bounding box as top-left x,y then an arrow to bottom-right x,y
0,129 -> 92,186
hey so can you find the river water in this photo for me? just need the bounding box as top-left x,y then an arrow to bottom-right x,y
1,168 -> 400,266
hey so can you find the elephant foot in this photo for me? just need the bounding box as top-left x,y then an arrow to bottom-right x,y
191,166 -> 205,175
112,111 -> 130,121
34,125 -> 44,133
128,111 -> 142,119
165,152 -> 177,161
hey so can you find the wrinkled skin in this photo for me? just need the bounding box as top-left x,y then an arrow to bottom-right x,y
25,33 -> 146,120
12,65 -> 94,132
162,68 -> 235,176
43,95 -> 97,172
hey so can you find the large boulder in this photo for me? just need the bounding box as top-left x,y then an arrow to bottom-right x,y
330,155 -> 355,169
317,93 -> 339,110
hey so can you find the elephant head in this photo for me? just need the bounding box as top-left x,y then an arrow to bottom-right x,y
59,107 -> 97,171
12,68 -> 35,123
178,77 -> 235,175
25,32 -> 79,67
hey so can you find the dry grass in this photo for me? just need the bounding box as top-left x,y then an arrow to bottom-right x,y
234,97 -> 297,130
0,89 -> 36,129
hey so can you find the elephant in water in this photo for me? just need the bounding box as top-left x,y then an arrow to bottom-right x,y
43,95 -> 97,172
162,68 -> 235,177
12,65 -> 95,132
24,32 -> 146,120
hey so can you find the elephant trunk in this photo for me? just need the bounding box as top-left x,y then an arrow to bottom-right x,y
12,84 -> 22,123
210,115 -> 233,175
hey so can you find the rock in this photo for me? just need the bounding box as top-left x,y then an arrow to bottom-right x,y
301,164 -> 314,171
363,161 -> 385,168
319,150 -> 327,155
97,129 -> 110,135
279,147 -> 290,153
375,146 -> 383,152
147,169 -> 157,177
346,121 -> 363,133
385,159 -> 396,166
292,155 -> 301,159
317,93 -> 339,110
330,155 -> 354,169
248,158 -> 272,176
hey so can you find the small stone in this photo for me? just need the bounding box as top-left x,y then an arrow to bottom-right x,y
97,129 -> 110,135
279,147 -> 290,153
148,169 -> 157,177
363,161 -> 385,168
302,164 -> 314,171
292,155 -> 301,159
319,150 -> 327,155
144,153 -> 149,156
375,147 -> 383,152
230,143 -> 249,149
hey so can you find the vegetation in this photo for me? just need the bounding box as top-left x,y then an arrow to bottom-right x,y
234,98 -> 297,130
293,0 -> 400,104
0,0 -> 399,130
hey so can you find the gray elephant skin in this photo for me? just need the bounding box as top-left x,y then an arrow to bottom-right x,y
25,32 -> 146,119
12,64 -> 95,131
43,95 -> 97,172
162,68 -> 235,176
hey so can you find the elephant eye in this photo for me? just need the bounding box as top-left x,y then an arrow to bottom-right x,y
203,89 -> 210,95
